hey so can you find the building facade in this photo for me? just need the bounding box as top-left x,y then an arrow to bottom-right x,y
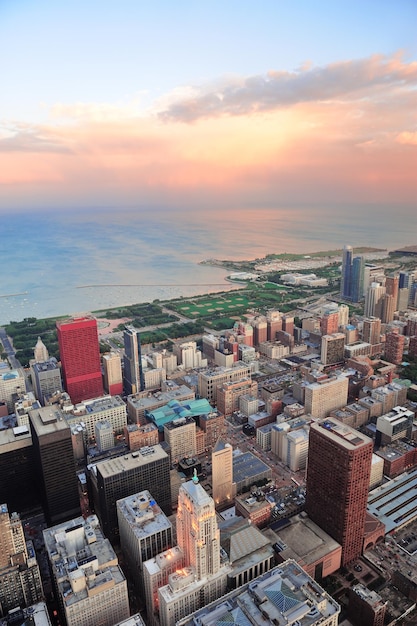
306,418 -> 373,565
56,317 -> 104,404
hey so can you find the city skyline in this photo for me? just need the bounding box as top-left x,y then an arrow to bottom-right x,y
0,1 -> 416,214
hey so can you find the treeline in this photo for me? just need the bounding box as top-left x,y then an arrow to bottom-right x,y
4,317 -> 59,367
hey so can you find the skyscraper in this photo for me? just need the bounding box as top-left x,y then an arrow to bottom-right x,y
0,503 -> 43,614
103,351 -> 123,396
350,256 -> 365,302
29,406 -> 80,525
212,440 -> 235,505
364,283 -> 386,318
306,418 -> 373,565
384,331 -> 405,365
56,316 -> 103,404
340,245 -> 353,300
157,475 -> 229,626
123,326 -> 145,395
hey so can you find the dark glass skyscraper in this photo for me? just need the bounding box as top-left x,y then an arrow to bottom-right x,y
350,255 -> 364,302
340,245 -> 353,300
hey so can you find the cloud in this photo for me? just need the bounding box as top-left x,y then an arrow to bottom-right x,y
396,131 -> 417,146
0,123 -> 72,153
159,53 -> 417,122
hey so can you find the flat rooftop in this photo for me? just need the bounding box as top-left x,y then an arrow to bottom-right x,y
312,418 -> 373,450
116,490 -> 171,539
91,444 -> 168,479
368,468 -> 417,533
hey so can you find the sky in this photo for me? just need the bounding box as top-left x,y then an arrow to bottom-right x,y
0,0 -> 416,214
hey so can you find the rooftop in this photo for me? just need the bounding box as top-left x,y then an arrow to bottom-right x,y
116,490 -> 171,539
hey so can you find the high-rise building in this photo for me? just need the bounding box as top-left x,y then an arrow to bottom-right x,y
212,440 -> 235,505
251,316 -> 268,346
197,364 -> 251,405
381,294 -> 395,324
341,245 -> 353,299
102,352 -> 123,396
0,504 -> 43,615
89,444 -> 171,542
43,515 -> 130,626
56,317 -> 103,404
117,491 -> 173,595
350,256 -> 365,302
266,310 -> 282,341
29,406 -> 80,525
338,303 -> 350,327
364,283 -> 386,319
362,317 -> 382,345
320,333 -> 345,366
306,418 -> 373,565
31,358 -> 62,406
123,327 -> 145,395
157,476 -> 230,626
397,287 -> 410,311
216,378 -> 258,417
304,375 -> 349,419
385,276 -> 399,307
384,331 -> 405,365
320,310 -> 339,336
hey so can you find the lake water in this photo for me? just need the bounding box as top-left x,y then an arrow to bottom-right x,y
1,204 -> 415,325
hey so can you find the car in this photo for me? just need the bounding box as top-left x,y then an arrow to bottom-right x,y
353,564 -> 362,572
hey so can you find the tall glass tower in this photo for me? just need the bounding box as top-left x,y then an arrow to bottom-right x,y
350,255 -> 364,302
340,245 -> 353,300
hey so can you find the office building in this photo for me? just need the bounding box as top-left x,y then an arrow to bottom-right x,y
29,406 -> 80,525
216,378 -> 257,417
89,444 -> 171,542
0,368 -> 26,412
43,515 -> 129,626
0,504 -> 43,616
306,418 -> 373,565
65,394 -> 127,440
381,294 -> 395,324
173,341 -> 207,369
164,417 -> 197,463
251,316 -> 268,346
0,419 -> 40,515
362,317 -> 382,345
157,476 -> 230,626
385,275 -> 399,307
320,310 -> 339,336
341,245 -> 353,299
177,559 -> 340,626
95,420 -> 114,452
350,255 -> 365,302
31,358 -> 62,406
102,352 -> 123,396
375,406 -> 414,447
143,546 -> 185,626
364,283 -> 386,319
304,375 -> 349,419
212,440 -> 235,505
384,331 -> 405,365
338,303 -> 350,326
397,287 -> 410,311
0,603 -> 52,626
33,337 -> 49,362
198,409 -> 225,451
197,364 -> 251,405
117,491 -> 173,594
123,327 -> 145,396
266,310 -> 282,340
348,584 -> 386,626
124,423 -> 159,451
320,333 -> 345,366
56,317 -> 103,404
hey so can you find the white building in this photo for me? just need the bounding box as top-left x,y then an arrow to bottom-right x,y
117,491 -> 173,594
304,375 -> 349,419
64,395 -> 127,440
43,515 -> 129,626
157,477 -> 230,626
0,368 -> 26,411
95,420 -> 114,451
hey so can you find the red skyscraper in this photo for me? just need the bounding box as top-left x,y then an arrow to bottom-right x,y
306,418 -> 373,566
56,316 -> 104,404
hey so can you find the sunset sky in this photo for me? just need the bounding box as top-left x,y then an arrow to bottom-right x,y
0,0 -> 416,214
